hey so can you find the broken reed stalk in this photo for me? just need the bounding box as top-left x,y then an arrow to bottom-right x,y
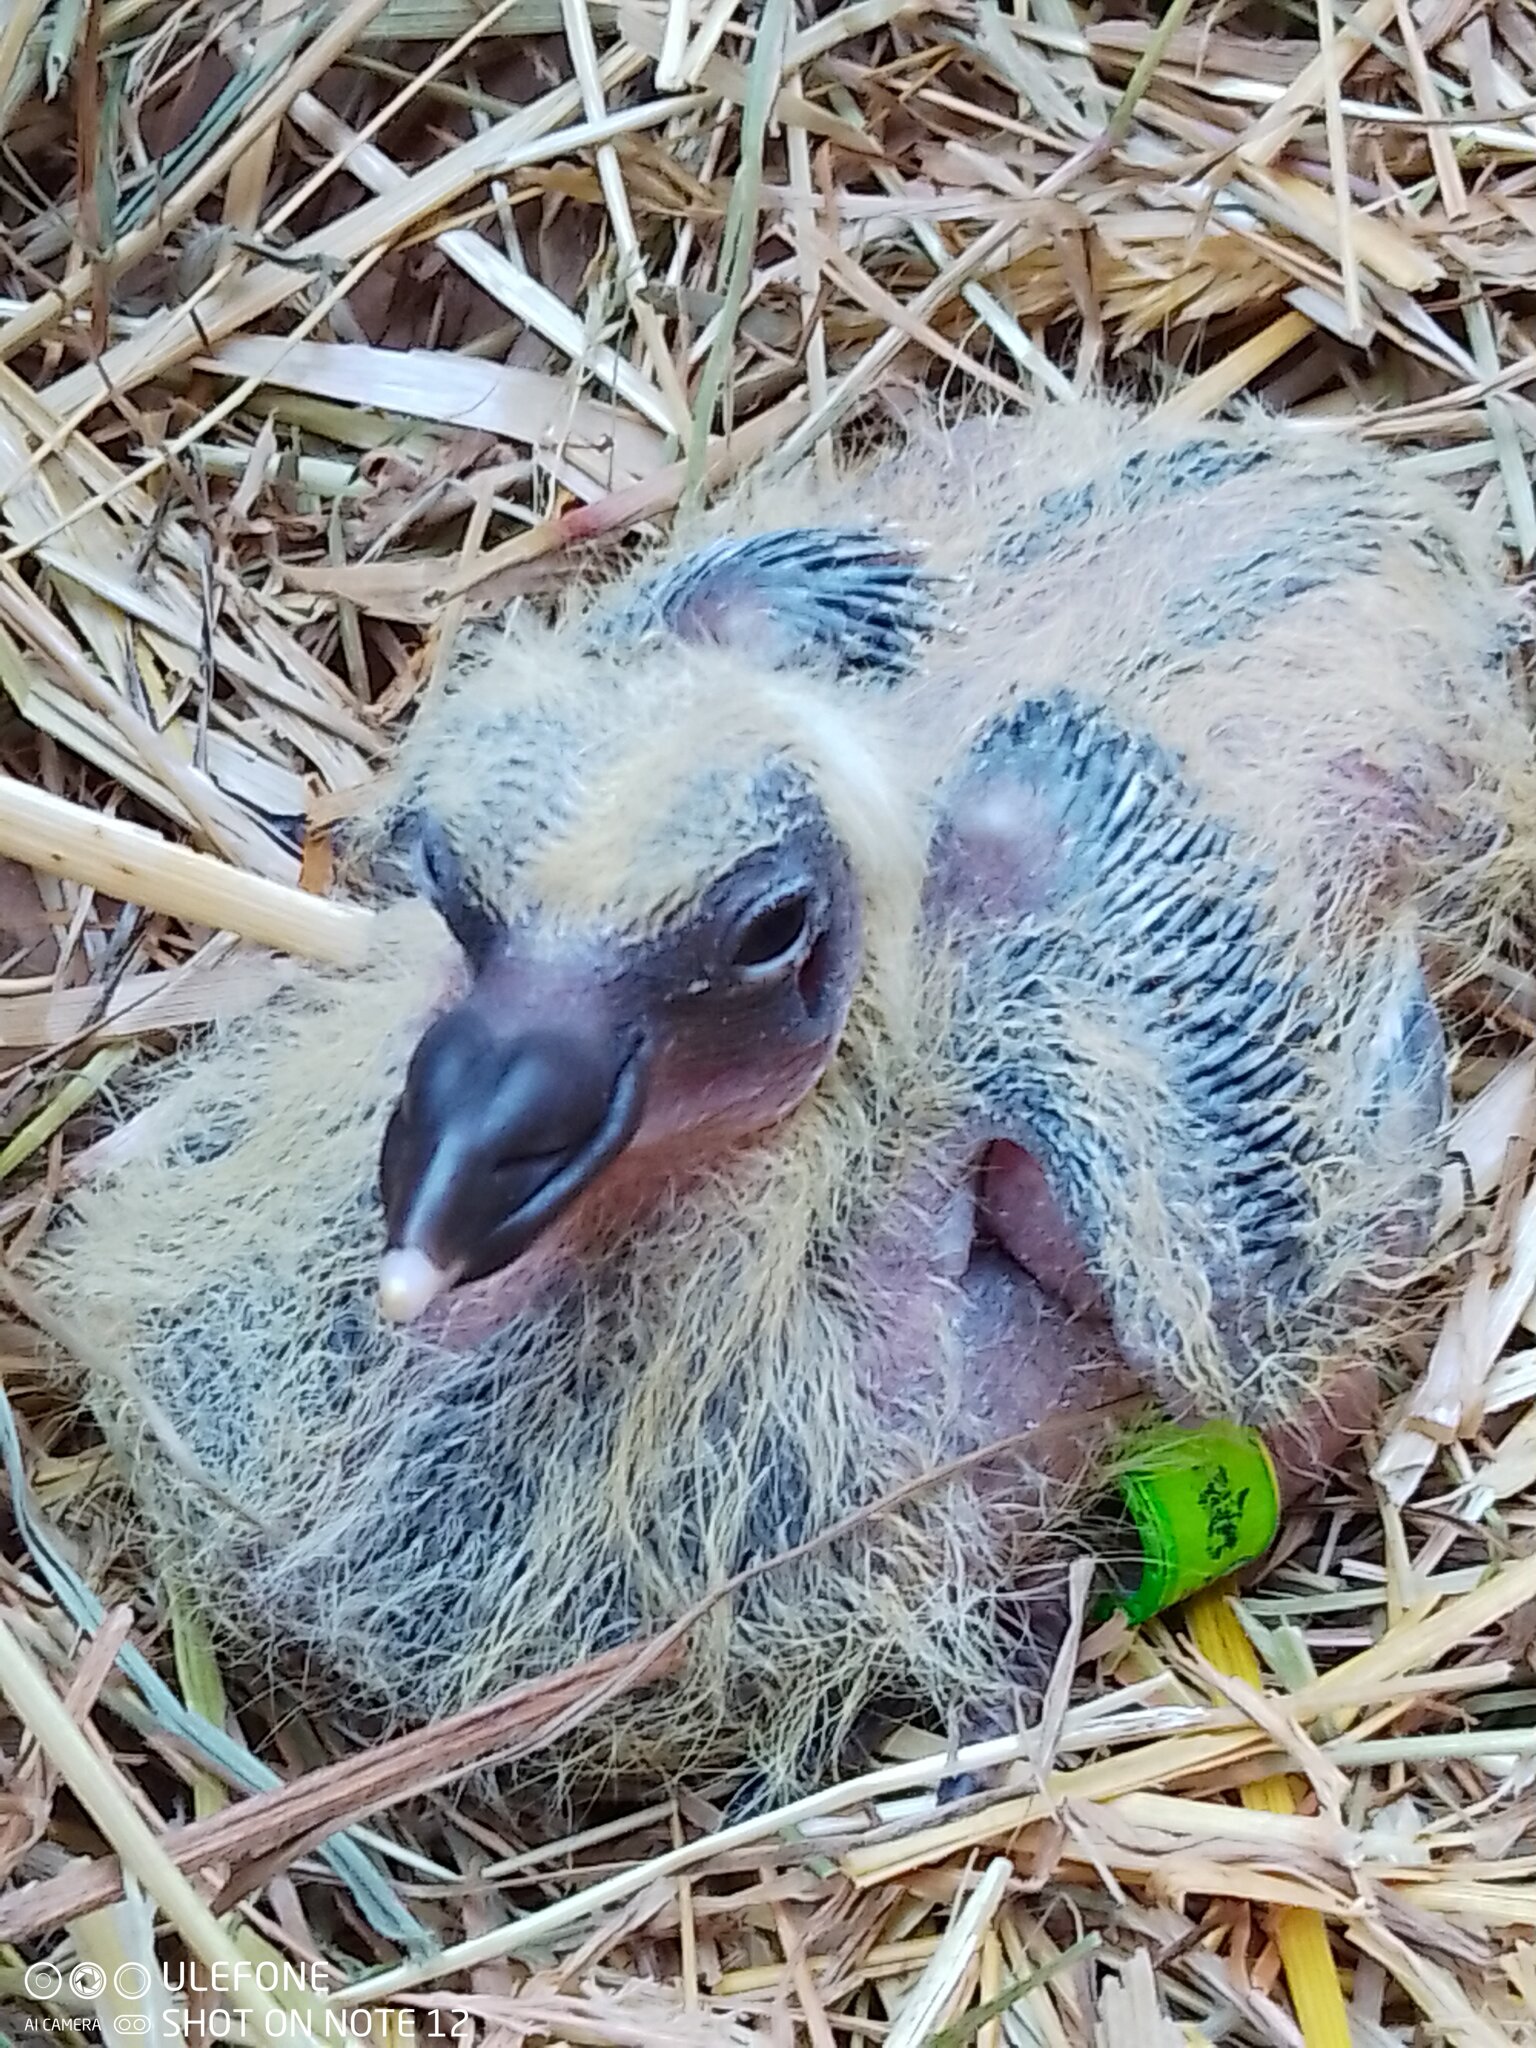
0,776 -> 373,963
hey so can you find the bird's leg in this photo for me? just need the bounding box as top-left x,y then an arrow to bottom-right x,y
933,1695 -> 1035,1806
931,1359 -> 1379,1811
1265,1359 -> 1381,1506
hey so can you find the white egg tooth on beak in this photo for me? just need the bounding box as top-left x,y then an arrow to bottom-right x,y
378,1247 -> 454,1324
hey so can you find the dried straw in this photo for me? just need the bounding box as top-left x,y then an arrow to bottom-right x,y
3,3 -> 1536,2044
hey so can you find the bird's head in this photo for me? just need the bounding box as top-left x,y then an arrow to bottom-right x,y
369,528 -> 939,1322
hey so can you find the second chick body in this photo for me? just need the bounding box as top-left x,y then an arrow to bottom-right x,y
39,403 -> 1534,1790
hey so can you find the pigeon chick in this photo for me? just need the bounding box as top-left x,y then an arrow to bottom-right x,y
36,401 -> 1535,1793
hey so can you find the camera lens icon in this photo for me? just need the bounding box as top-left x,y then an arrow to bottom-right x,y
23,1961 -> 63,2002
114,2014 -> 151,2033
70,1963 -> 108,2001
114,1964 -> 152,2000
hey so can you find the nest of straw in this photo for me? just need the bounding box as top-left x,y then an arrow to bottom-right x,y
2,1 -> 1536,2043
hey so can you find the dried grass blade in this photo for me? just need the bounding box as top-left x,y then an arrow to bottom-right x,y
685,0 -> 791,506
282,80 -> 682,436
1236,0 -> 1396,167
886,1859 -> 1012,2048
0,0 -> 397,366
0,1609 -> 319,2041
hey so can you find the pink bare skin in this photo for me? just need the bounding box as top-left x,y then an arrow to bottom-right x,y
853,1136 -> 1372,1507
977,1136 -> 1380,1501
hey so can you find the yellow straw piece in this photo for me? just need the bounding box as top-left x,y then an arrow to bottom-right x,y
1185,1587 -> 1352,2048
0,775 -> 373,966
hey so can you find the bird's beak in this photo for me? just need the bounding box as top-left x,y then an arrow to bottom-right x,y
377,956 -> 649,1323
